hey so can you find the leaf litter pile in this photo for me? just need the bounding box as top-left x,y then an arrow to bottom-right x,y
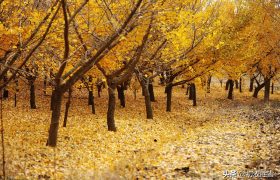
1,86 -> 280,179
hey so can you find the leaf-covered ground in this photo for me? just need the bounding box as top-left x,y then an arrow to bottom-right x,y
1,85 -> 280,179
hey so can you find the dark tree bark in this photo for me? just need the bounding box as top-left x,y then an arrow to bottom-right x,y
63,88 -> 72,127
239,77 -> 242,93
14,79 -> 18,107
47,88 -> 63,147
97,85 -> 102,97
207,76 -> 211,93
133,89 -> 137,100
107,87 -> 117,131
189,85 -> 193,100
219,80 -> 223,87
235,80 -> 239,89
141,82 -> 153,119
191,83 -> 197,106
166,85 -> 173,112
253,83 -> 265,98
117,85 -> 125,107
3,76 -> 8,100
91,95 -> 95,114
264,77 -> 271,103
249,78 -> 254,92
142,85 -> 145,96
3,89 -> 8,100
50,91 -> 55,110
225,80 -> 230,90
271,83 -> 274,94
186,85 -> 190,95
137,76 -> 153,119
148,82 -> 155,102
227,79 -> 234,99
88,91 -> 93,105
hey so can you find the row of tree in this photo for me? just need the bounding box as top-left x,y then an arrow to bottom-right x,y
0,0 -> 279,147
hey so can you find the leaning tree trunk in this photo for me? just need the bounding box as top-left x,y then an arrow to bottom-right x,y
264,77 -> 271,103
148,82 -> 155,102
253,83 -> 265,98
191,83 -> 197,106
249,78 -> 254,92
166,84 -> 173,112
63,88 -> 72,127
30,79 -> 37,109
107,87 -> 117,131
47,88 -> 64,147
227,79 -> 234,100
271,82 -> 274,94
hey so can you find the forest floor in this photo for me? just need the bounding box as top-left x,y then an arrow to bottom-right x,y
1,84 -> 280,179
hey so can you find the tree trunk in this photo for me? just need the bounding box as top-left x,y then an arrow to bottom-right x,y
50,90 -> 55,110
264,77 -> 270,103
207,76 -> 211,93
97,85 -> 102,97
166,85 -> 173,112
30,81 -> 36,109
186,85 -> 189,95
88,91 -> 93,105
271,83 -> 274,94
249,78 -> 254,92
227,79 -> 234,100
133,89 -> 137,100
117,85 -> 125,107
63,88 -> 72,127
219,80 -> 223,87
141,81 -> 153,119
14,79 -> 18,107
91,95 -> 95,114
191,83 -> 197,106
253,83 -> 265,98
3,89 -> 8,100
235,80 -> 239,89
189,85 -> 193,100
148,82 -> 155,102
107,87 -> 117,131
239,77 -> 242,93
47,89 -> 63,147
225,80 -> 230,90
